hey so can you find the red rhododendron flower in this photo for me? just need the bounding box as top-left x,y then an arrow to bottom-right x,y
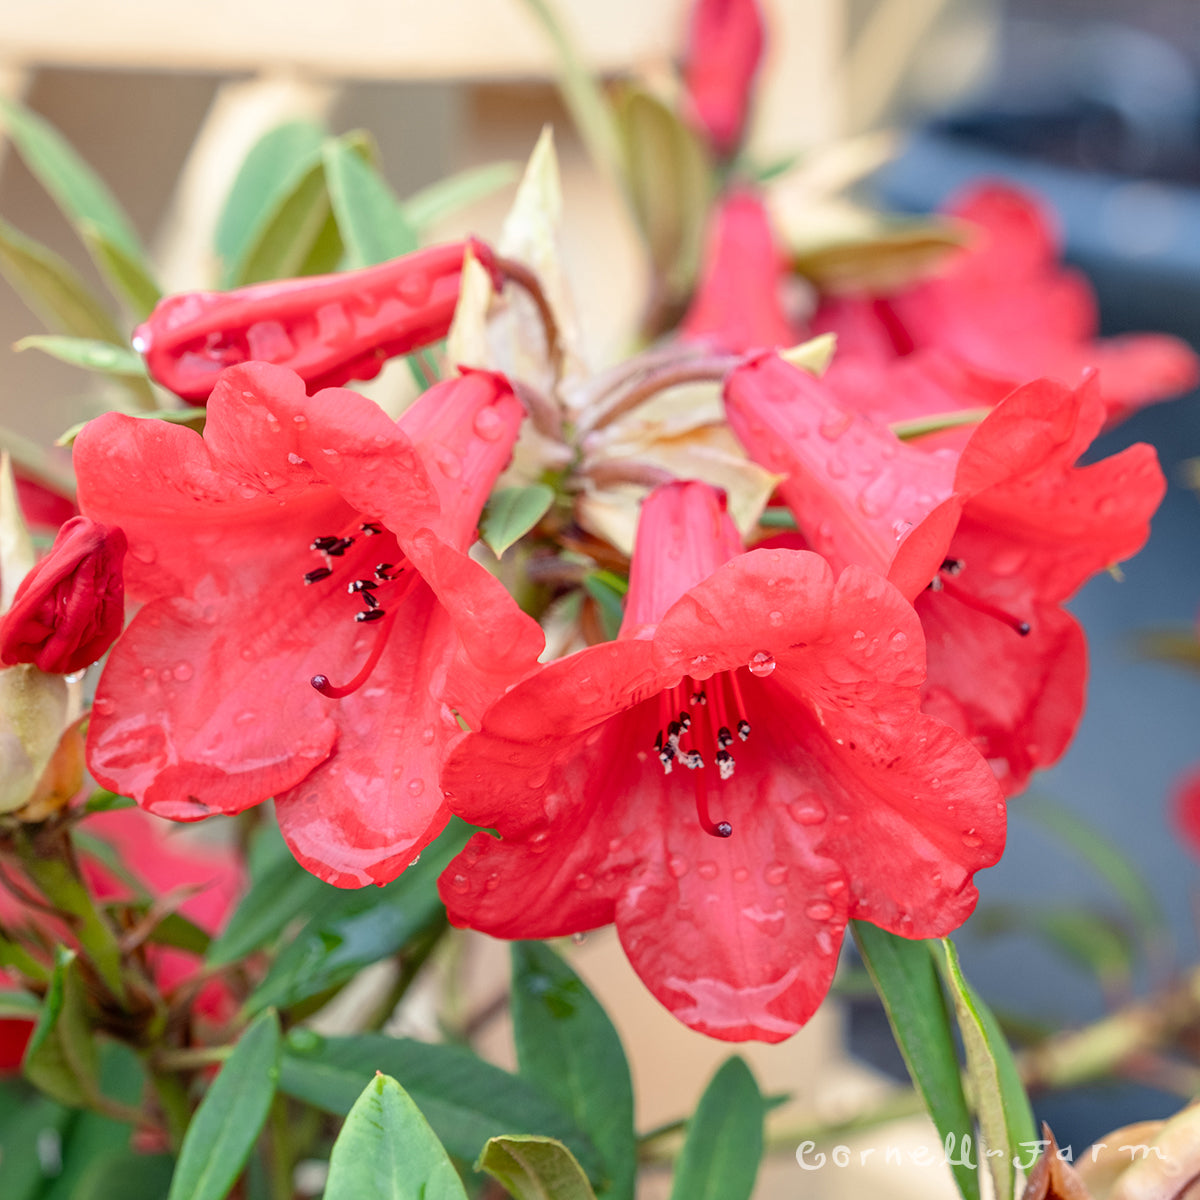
438,481 -> 1005,1042
15,473 -> 76,533
811,183 -> 1198,422
135,239 -> 499,402
1172,765 -> 1200,861
681,189 -> 796,353
75,362 -> 543,886
682,0 -> 765,157
726,353 -> 1166,791
0,516 -> 126,674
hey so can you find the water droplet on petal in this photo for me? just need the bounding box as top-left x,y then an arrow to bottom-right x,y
697,861 -> 719,881
571,931 -> 588,945
172,662 -> 194,682
789,798 -> 827,825
473,407 -> 505,441
407,779 -> 425,797
130,543 -> 158,565
765,863 -> 787,886
450,873 -> 470,893
806,900 -> 835,921
890,630 -> 908,649
733,866 -> 749,883
961,830 -> 983,849
748,650 -> 775,677
92,696 -> 115,716
668,855 -> 688,879
826,878 -> 846,896
574,872 -> 594,891
768,610 -> 783,627
815,929 -> 836,955
421,726 -> 436,746
287,452 -> 306,466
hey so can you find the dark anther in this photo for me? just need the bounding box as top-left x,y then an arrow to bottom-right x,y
690,689 -> 707,705
926,576 -> 944,592
654,730 -> 663,752
375,563 -> 395,580
1017,621 -> 1031,637
714,821 -> 733,838
361,592 -> 381,609
667,720 -> 682,742
737,719 -> 751,742
304,567 -> 333,585
717,726 -> 733,749
360,522 -> 383,535
683,749 -> 704,769
311,535 -> 339,551
311,673 -> 331,691
326,537 -> 355,557
355,609 -> 387,622
679,711 -> 692,731
941,557 -> 964,575
347,579 -> 378,593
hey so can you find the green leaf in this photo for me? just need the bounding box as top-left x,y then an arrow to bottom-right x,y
323,138 -> 418,268
206,850 -> 330,967
70,1154 -> 176,1200
891,408 -> 992,441
852,923 -> 979,1200
0,1083 -> 73,1200
0,990 -> 41,1019
215,120 -> 326,281
279,1032 -> 602,1177
0,217 -> 125,344
404,162 -> 520,231
245,821 -> 468,1014
82,789 -> 136,814
1018,796 -> 1164,936
324,1073 -> 468,1200
614,85 -> 713,299
167,1008 -> 281,1200
668,1057 -> 763,1200
582,573 -> 625,641
971,904 -> 1136,989
481,484 -> 555,558
78,223 -> 161,320
516,0 -> 626,189
148,911 -> 212,957
22,948 -> 102,1109
0,97 -> 144,260
477,1135 -> 598,1200
936,938 -> 1037,1200
15,335 -> 146,377
511,942 -> 635,1199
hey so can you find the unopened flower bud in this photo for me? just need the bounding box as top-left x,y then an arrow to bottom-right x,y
0,516 -> 126,674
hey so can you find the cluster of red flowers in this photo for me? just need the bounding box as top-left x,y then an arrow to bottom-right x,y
3,0 -> 1191,1044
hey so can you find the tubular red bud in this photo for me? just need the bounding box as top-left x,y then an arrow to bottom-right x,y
682,0 -> 765,157
0,517 -> 126,674
134,238 -> 500,402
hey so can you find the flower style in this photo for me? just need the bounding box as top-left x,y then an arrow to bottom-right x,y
682,0 -> 765,157
439,481 -> 1005,1042
811,183 -> 1198,422
75,362 -> 543,886
681,189 -> 797,353
0,516 -> 126,675
135,239 -> 498,402
725,353 -> 1166,791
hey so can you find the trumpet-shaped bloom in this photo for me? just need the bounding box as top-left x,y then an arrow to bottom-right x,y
681,189 -> 796,353
682,0 -> 765,156
439,481 -> 1005,1042
812,183 -> 1198,422
725,353 -> 1165,790
75,363 -> 543,886
0,516 -> 126,674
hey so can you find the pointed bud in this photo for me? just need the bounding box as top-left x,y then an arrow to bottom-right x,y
0,517 -> 127,674
682,0 -> 765,157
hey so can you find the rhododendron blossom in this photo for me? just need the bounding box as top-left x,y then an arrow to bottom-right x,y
438,481 -> 1005,1041
682,0 -> 765,156
75,362 -> 543,886
725,353 -> 1165,790
0,515 -> 126,674
681,189 -> 796,353
811,183 -> 1199,422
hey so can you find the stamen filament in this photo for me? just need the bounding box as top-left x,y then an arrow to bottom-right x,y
939,577 -> 1030,636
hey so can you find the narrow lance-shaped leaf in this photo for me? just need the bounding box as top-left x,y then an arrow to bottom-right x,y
477,1136 -> 598,1200
404,161 -> 520,231
215,119 -> 326,281
279,1031 -> 603,1178
936,938 -> 1037,1200
511,941 -> 635,1199
323,138 -> 418,267
481,484 -> 555,558
166,1008 -> 281,1200
22,947 -> 102,1109
324,1073 -> 467,1200
16,335 -> 146,377
0,97 -> 144,259
668,1057 -> 764,1200
79,223 -> 161,319
852,922 -> 980,1200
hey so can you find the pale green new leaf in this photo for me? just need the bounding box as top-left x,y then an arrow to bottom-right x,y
477,1135 -> 598,1200
482,484 -> 555,558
